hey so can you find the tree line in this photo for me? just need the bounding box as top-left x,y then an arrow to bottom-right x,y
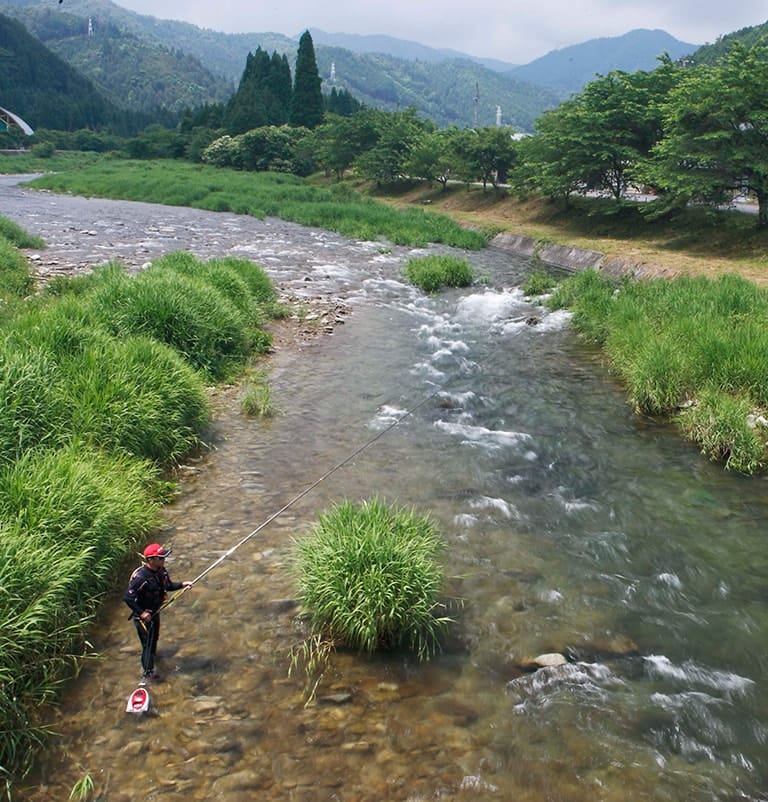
20,28 -> 768,229
187,41 -> 768,227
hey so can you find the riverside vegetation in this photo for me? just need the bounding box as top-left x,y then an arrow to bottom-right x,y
0,229 -> 282,794
290,498 -> 451,701
20,157 -> 768,473
3,152 -> 768,792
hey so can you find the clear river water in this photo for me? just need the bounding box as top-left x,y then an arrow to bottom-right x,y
1,180 -> 766,802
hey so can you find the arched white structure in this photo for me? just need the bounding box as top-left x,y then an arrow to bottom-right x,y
0,106 -> 34,136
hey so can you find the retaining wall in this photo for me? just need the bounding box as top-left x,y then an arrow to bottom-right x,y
490,232 -> 677,280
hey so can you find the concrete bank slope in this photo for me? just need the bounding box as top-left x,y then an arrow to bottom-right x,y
491,232 -> 680,280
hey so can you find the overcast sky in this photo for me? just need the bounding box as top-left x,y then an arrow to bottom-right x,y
110,0 -> 766,63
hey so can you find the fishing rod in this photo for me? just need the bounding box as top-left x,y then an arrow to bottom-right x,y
158,386 -> 445,615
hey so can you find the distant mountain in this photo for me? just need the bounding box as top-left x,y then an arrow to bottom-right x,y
508,28 -> 700,98
307,28 -> 519,72
0,10 -> 121,131
0,0 -> 556,129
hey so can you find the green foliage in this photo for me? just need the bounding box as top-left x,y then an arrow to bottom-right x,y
354,108 -> 432,185
448,126 -> 517,189
224,47 -> 292,134
240,368 -> 276,417
521,270 -> 556,297
642,44 -> 768,227
84,263 -> 249,379
548,269 -> 768,472
0,446 -> 160,781
313,46 -> 558,130
404,255 -> 475,293
0,215 -> 44,250
513,60 -> 679,203
69,773 -> 95,802
293,498 -> 450,659
678,390 -> 767,474
0,236 -> 34,300
0,307 -> 210,465
30,141 -> 55,159
290,31 -> 324,129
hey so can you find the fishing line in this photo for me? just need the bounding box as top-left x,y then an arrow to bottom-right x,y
159,384 -> 446,615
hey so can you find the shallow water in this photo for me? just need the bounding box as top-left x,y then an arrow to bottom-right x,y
3,184 -> 767,801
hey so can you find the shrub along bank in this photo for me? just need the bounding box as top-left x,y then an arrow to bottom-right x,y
542,269 -> 768,474
0,224 -> 280,793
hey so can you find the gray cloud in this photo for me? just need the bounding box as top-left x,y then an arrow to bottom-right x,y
116,0 -> 766,62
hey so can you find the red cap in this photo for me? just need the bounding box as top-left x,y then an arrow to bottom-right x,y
143,543 -> 171,558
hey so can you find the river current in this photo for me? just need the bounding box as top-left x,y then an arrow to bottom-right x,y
1,179 -> 767,801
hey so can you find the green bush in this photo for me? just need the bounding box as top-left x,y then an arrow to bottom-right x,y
86,264 -> 249,379
61,335 -> 210,463
0,305 -> 210,465
522,269 -> 556,297
403,255 -> 475,293
293,498 -> 450,659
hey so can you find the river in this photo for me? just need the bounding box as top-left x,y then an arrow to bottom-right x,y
1,178 -> 767,801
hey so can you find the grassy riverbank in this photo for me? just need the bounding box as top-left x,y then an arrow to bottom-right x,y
367,181 -> 768,286
0,235 -> 281,793
25,160 -> 489,250
536,269 -> 768,473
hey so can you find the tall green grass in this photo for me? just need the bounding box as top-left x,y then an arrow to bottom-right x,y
0,250 -> 282,793
0,446 -> 161,782
0,217 -> 37,324
27,160 -> 488,250
293,498 -> 450,660
403,255 -> 475,293
548,270 -> 768,473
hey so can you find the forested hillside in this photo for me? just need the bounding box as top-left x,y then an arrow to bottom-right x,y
314,47 -> 558,129
0,10 -> 123,131
7,6 -> 233,113
688,20 -> 768,65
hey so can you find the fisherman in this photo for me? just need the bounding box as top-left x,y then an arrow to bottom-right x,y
124,543 -> 192,681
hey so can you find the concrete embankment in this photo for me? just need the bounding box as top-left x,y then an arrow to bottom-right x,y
490,232 -> 680,280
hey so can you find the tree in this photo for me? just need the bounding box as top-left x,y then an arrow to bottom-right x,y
325,87 -> 362,117
224,47 -> 292,135
406,129 -> 457,190
290,30 -> 324,129
311,111 -> 380,179
448,126 -> 516,191
511,60 -> 679,204
643,44 -> 768,227
354,108 -> 430,185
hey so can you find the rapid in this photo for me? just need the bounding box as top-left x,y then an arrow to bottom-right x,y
1,181 -> 765,801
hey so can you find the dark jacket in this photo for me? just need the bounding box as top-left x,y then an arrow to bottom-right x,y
124,564 -> 183,618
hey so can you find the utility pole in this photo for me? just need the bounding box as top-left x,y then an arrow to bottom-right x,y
473,82 -> 479,128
